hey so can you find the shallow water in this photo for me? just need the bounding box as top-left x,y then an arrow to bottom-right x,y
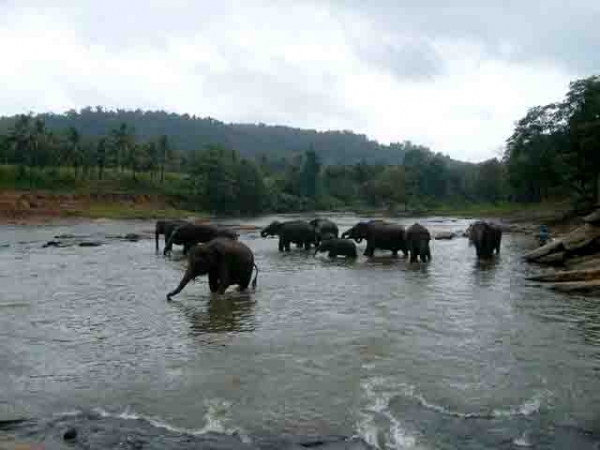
1,214 -> 600,449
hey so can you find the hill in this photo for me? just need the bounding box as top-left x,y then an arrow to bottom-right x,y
0,107 -> 425,165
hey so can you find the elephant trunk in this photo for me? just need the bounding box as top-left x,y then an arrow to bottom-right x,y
167,266 -> 194,300
155,228 -> 159,252
164,225 -> 182,256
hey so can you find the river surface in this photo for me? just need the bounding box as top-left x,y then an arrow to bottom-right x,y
1,214 -> 600,449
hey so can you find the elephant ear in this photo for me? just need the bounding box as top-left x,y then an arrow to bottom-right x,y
207,241 -> 223,267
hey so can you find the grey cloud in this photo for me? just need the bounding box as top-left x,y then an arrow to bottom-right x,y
353,37 -> 444,81
335,0 -> 600,74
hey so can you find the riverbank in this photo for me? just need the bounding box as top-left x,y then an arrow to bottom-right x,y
0,189 -> 576,227
0,190 -> 200,224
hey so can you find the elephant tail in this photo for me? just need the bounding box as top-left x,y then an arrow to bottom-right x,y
252,263 -> 259,289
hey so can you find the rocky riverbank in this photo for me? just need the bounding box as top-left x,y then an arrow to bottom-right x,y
0,411 -> 375,450
524,209 -> 600,294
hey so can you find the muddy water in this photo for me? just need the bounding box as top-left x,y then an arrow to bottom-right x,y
1,214 -> 600,449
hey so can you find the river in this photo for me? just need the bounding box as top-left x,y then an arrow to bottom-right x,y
1,214 -> 600,449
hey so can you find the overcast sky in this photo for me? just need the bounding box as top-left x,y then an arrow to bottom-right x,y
1,1 -> 598,161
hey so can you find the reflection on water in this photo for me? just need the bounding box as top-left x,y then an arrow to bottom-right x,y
176,295 -> 257,335
1,215 -> 600,449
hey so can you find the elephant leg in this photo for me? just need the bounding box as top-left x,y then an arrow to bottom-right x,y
183,243 -> 191,256
278,238 -> 284,252
208,270 -> 219,293
167,267 -> 195,300
237,268 -> 252,291
392,249 -> 398,257
328,251 -> 336,258
364,244 -> 374,257
163,243 -> 172,256
304,240 -> 312,250
296,243 -> 303,248
217,264 -> 231,294
284,240 -> 291,252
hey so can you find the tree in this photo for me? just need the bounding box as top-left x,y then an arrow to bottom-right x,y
111,123 -> 134,172
236,159 -> 266,214
299,146 -> 320,199
158,135 -> 169,183
96,138 -> 107,181
504,104 -> 564,202
65,127 -> 82,179
561,76 -> 600,205
475,159 -> 505,203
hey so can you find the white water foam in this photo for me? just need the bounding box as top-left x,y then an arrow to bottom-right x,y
92,399 -> 249,442
513,431 -> 533,447
356,377 -> 551,449
356,377 -> 422,450
399,382 -> 550,420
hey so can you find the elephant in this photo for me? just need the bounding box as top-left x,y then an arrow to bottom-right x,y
155,219 -> 189,253
164,223 -> 239,256
314,238 -> 357,258
342,220 -> 407,257
260,220 -> 317,251
167,238 -> 258,299
309,218 -> 339,244
468,221 -> 502,258
405,223 -> 431,263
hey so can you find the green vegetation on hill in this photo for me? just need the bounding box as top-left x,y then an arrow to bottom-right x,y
1,74 -> 598,217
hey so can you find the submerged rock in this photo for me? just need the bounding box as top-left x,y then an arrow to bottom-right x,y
434,231 -> 456,240
43,240 -> 67,248
63,427 -> 78,440
78,241 -> 104,247
1,412 -> 376,450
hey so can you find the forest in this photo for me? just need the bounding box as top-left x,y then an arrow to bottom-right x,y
0,74 -> 598,215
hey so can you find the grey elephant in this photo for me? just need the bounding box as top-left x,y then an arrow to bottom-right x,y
405,223 -> 432,263
260,220 -> 317,251
164,223 -> 239,256
167,238 -> 258,299
309,218 -> 339,244
468,221 -> 502,258
155,219 -> 189,253
314,238 -> 357,258
342,220 -> 407,257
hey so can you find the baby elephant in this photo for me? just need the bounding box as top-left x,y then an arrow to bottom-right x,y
167,238 -> 258,299
314,238 -> 357,258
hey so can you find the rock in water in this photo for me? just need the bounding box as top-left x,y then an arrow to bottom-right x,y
63,427 -> 77,441
434,231 -> 455,240
78,241 -> 103,247
583,209 -> 600,224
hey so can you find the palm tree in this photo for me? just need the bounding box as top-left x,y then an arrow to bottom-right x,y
96,138 -> 107,181
65,127 -> 82,179
111,123 -> 134,173
158,135 -> 169,183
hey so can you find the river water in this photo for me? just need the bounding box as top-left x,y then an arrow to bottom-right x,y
1,214 -> 600,449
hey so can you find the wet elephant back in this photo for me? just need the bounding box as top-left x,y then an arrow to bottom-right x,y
281,221 -> 314,241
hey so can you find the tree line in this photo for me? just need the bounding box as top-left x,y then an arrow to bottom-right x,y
0,108 -> 417,165
504,75 -> 600,209
3,73 -> 597,215
0,114 -> 506,214
0,115 -> 175,187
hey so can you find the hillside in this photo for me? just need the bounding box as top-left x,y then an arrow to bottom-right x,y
0,108 -> 425,165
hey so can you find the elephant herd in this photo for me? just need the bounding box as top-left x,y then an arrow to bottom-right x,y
157,217 -> 503,299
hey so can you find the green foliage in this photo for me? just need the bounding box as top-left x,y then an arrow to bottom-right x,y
0,110 -> 517,215
505,74 -> 600,207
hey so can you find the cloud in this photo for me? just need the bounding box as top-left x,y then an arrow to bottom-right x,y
0,0 -> 596,161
